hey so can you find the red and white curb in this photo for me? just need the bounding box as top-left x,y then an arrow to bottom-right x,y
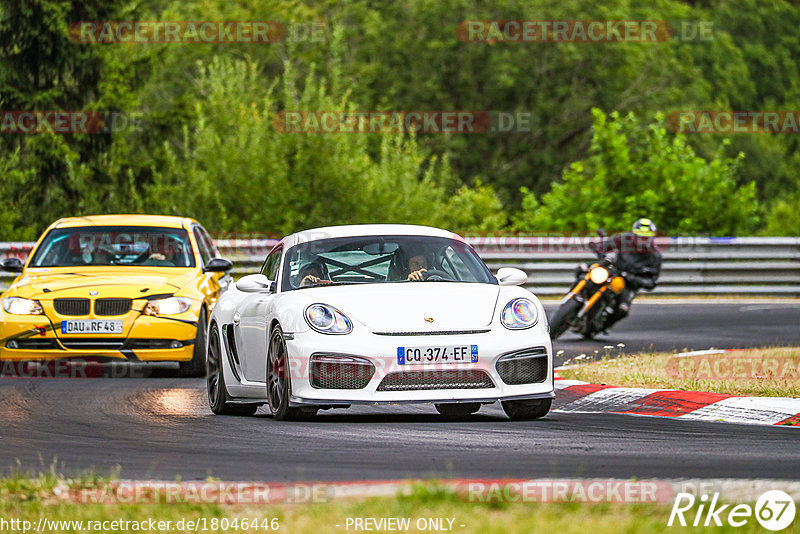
554,350 -> 800,427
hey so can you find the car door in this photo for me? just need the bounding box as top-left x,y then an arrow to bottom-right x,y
237,246 -> 281,383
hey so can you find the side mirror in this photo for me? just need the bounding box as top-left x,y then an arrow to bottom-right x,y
495,267 -> 528,286
204,257 -> 233,273
236,274 -> 274,293
597,228 -> 607,238
1,258 -> 24,273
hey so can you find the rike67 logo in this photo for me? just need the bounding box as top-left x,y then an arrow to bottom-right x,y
668,490 -> 796,531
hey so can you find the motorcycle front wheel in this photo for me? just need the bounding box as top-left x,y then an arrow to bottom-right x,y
548,298 -> 582,339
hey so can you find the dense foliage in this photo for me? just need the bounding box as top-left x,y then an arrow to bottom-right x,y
513,109 -> 757,235
1,0 -> 798,239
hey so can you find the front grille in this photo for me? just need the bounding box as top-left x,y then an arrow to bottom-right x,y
59,338 -> 127,350
53,298 -> 90,316
377,369 -> 494,391
6,339 -> 60,350
95,298 -> 132,316
495,348 -> 549,385
310,354 -> 374,389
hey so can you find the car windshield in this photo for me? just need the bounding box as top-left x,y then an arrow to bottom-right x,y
281,235 -> 496,290
29,226 -> 196,268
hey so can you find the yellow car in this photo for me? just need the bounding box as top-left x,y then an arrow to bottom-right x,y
0,215 -> 233,376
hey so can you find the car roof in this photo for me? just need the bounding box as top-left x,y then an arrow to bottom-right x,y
50,215 -> 196,230
282,224 -> 463,248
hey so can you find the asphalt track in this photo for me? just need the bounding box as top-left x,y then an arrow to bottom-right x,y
1,302 -> 798,481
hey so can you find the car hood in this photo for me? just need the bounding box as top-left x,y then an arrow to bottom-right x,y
7,267 -> 199,300
297,282 -> 501,332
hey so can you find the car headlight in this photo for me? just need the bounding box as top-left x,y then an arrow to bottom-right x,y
305,304 -> 352,334
589,266 -> 610,284
143,297 -> 193,316
501,298 -> 539,330
2,297 -> 44,316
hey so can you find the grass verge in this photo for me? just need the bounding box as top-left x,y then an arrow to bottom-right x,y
0,476 -> 791,533
557,347 -> 800,397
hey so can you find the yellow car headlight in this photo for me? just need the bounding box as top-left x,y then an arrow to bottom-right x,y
143,297 -> 193,316
2,297 -> 44,315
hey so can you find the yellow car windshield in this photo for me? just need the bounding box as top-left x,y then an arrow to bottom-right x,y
29,226 -> 196,268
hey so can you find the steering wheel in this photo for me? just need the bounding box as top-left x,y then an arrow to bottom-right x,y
422,269 -> 454,282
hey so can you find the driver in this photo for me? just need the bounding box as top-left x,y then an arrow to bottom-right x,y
147,244 -> 179,266
406,254 -> 428,281
298,260 -> 330,287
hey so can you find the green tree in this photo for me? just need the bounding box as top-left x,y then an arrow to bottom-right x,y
0,0 -> 140,240
513,108 -> 758,236
145,57 -> 506,235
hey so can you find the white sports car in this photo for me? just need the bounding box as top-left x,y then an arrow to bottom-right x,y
206,225 -> 554,420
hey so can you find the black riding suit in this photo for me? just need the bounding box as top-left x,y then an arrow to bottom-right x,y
591,232 -> 662,328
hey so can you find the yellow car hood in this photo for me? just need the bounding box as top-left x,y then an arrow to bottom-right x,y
6,267 -> 199,300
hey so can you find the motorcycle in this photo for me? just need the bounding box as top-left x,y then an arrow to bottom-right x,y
549,230 -> 628,340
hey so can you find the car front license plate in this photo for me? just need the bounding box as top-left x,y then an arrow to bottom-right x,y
397,345 -> 478,365
61,320 -> 124,335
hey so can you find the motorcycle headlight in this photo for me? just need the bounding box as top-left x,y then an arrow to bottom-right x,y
501,298 -> 539,330
143,297 -> 193,316
2,297 -> 44,316
589,266 -> 610,285
305,304 -> 352,334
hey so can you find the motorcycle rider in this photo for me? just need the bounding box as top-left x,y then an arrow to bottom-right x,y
588,218 -> 662,329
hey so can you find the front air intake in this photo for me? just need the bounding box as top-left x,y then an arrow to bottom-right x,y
310,354 -> 375,389
377,369 -> 494,391
495,347 -> 549,385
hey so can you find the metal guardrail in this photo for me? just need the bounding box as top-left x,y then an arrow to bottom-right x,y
2,237 -> 800,295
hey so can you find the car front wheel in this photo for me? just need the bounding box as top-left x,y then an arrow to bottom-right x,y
501,398 -> 552,420
267,325 -> 317,421
180,307 -> 208,377
207,325 -> 257,416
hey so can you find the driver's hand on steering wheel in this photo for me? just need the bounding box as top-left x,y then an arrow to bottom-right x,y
300,275 -> 332,287
300,275 -> 320,287
407,269 -> 427,281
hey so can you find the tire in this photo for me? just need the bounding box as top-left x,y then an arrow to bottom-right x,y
179,307 -> 208,377
207,324 -> 258,416
267,325 -> 317,421
501,398 -> 552,420
549,298 -> 581,340
434,403 -> 481,418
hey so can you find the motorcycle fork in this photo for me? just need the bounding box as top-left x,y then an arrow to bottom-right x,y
576,284 -> 608,319
560,278 -> 588,305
